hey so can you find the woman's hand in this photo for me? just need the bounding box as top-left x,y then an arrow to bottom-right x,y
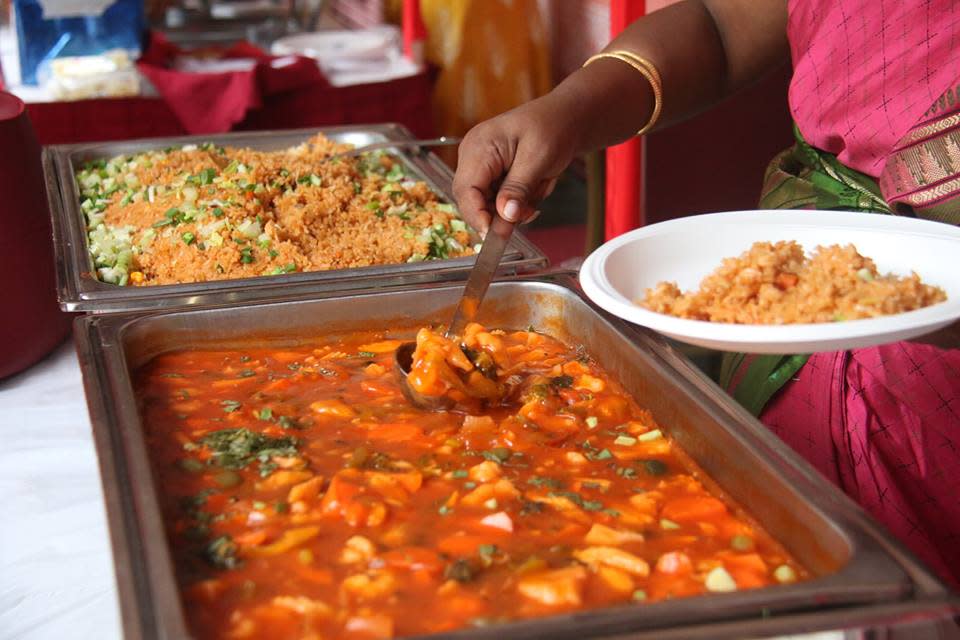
452,94 -> 581,235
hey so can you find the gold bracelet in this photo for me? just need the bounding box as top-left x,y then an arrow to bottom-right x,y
583,50 -> 663,136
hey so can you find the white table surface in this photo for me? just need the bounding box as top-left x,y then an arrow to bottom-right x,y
0,341 -> 852,640
0,342 -> 121,640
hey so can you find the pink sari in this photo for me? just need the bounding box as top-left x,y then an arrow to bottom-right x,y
788,0 -> 960,179
760,346 -> 960,586
756,0 -> 960,586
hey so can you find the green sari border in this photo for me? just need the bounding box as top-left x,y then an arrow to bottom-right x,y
722,126 -> 892,417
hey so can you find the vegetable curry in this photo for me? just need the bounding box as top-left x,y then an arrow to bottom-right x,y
136,323 -> 806,639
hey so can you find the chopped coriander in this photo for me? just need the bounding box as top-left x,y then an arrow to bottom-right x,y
482,447 -> 513,464
221,400 -> 242,412
642,459 -> 668,476
278,416 -> 301,430
212,207 -> 225,218
444,559 -> 475,583
477,544 -> 497,567
527,476 -> 564,490
731,535 -> 754,551
199,428 -> 298,474
204,535 -> 240,570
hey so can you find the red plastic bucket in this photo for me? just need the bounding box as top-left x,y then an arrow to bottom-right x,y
0,91 -> 72,380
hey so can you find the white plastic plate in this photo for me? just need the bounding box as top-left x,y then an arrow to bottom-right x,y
579,210 -> 960,353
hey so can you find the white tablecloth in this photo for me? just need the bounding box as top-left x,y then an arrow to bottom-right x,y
0,343 -> 122,640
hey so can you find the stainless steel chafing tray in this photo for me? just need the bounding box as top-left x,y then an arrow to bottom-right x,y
74,273 -> 956,640
44,124 -> 547,314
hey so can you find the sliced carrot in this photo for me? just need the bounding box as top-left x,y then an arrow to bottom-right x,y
362,422 -> 425,443
660,495 -> 728,524
233,529 -> 269,547
287,476 -> 324,504
721,552 -> 769,588
357,340 -> 404,353
381,546 -> 444,575
245,526 -> 319,556
437,532 -> 496,557
261,377 -> 294,393
775,272 -> 799,290
321,471 -> 363,515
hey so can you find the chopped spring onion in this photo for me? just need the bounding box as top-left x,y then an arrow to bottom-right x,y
705,567 -> 738,592
773,564 -> 797,584
730,535 -> 754,551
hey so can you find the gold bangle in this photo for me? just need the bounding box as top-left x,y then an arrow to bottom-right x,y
583,50 -> 663,136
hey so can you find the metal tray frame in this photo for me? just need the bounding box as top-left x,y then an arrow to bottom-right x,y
45,123 -> 547,314
74,273 -> 955,640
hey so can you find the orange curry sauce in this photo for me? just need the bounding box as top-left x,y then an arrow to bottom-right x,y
136,323 -> 806,640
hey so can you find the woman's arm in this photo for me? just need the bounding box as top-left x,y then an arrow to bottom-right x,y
453,0 -> 790,233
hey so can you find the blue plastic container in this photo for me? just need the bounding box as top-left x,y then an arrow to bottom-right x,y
14,0 -> 144,85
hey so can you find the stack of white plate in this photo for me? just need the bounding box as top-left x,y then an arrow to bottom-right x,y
271,26 -> 419,86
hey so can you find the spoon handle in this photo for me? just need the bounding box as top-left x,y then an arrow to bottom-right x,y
332,136 -> 462,160
447,214 -> 515,338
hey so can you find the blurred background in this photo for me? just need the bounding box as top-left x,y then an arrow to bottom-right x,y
0,0 -> 793,265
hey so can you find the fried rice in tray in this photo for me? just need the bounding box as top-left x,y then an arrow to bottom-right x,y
76,134 -> 475,286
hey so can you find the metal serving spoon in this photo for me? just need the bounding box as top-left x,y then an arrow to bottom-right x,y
395,214 -> 516,410
328,136 -> 462,161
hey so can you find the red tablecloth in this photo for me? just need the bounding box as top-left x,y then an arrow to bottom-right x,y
25,71 -> 435,145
